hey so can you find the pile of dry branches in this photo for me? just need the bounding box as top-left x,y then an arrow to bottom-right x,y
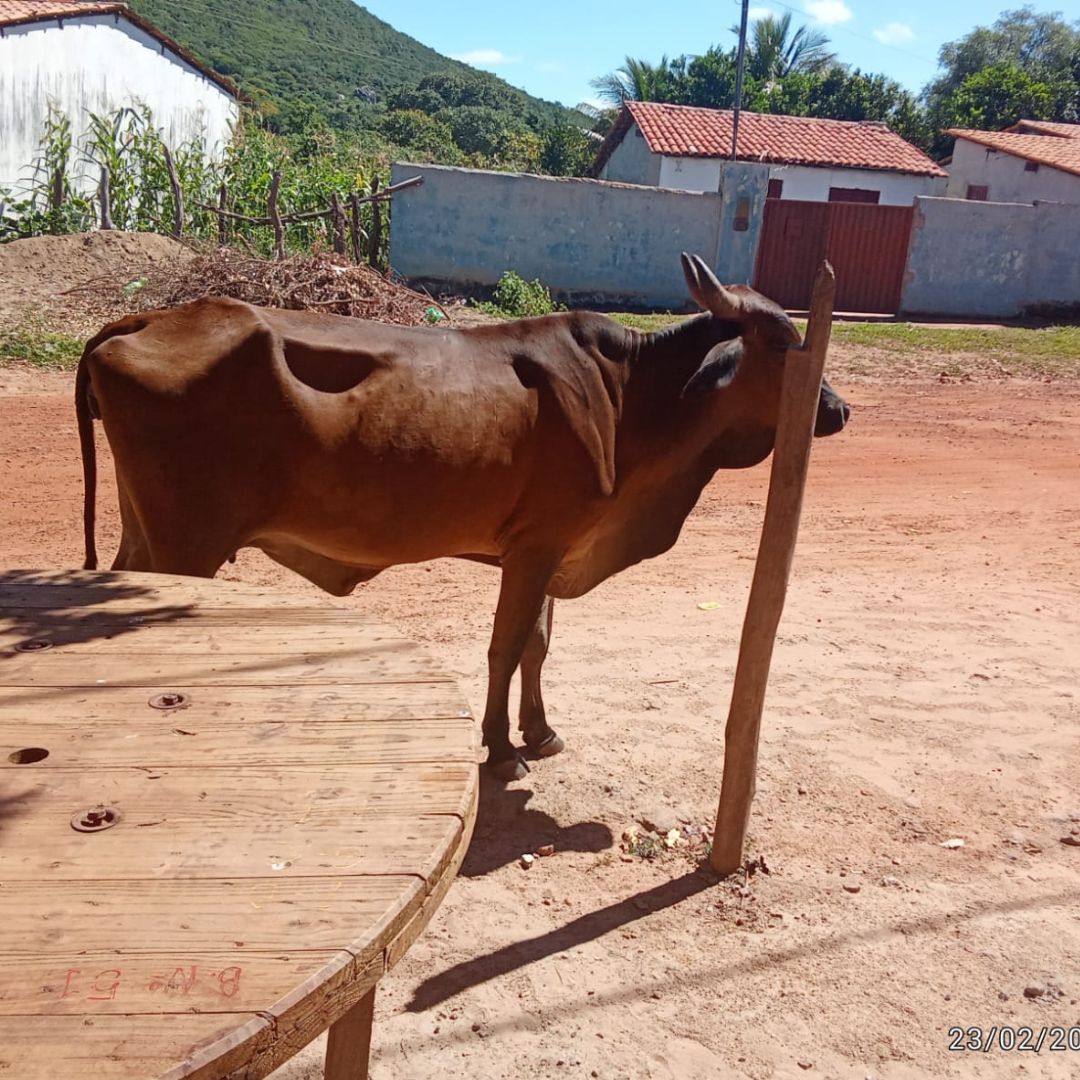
138,248 -> 442,325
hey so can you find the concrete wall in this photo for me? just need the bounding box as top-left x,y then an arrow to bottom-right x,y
389,163 -> 745,310
768,162 -> 946,205
0,14 -> 238,192
601,127 -> 661,186
901,196 -> 1080,317
945,137 -> 1080,205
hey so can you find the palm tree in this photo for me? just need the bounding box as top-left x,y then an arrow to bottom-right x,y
589,56 -> 678,107
736,13 -> 836,81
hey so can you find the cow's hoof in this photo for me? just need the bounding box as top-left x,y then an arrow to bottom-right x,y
486,753 -> 530,782
526,730 -> 565,759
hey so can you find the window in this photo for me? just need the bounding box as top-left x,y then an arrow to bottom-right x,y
966,184 -> 989,201
767,178 -> 784,199
1025,160 -> 1040,172
828,187 -> 880,203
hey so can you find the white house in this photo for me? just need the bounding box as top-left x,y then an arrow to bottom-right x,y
592,101 -> 948,205
944,121 -> 1080,204
0,0 -> 241,191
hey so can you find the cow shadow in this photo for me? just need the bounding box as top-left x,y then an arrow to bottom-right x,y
461,768 -> 614,878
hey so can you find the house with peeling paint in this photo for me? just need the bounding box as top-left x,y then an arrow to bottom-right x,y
0,0 -> 240,192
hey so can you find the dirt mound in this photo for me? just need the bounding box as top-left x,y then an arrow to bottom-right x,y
0,231 -> 192,332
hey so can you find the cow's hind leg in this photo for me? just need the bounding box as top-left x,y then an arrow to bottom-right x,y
482,550 -> 558,782
518,596 -> 564,759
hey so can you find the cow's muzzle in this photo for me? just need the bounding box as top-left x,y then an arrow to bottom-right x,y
814,381 -> 850,437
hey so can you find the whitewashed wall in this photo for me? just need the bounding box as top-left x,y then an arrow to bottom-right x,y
0,13 -> 238,192
944,138 -> 1080,205
764,162 -> 946,204
658,155 -> 722,192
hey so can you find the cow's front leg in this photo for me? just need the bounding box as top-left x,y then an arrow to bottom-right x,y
483,551 -> 558,782
518,596 -> 564,759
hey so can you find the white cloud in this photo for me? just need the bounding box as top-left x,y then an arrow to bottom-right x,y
873,21 -> 915,44
748,6 -> 773,19
806,0 -> 853,24
450,48 -> 520,65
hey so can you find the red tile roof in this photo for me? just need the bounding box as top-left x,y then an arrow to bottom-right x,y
948,128 -> 1080,179
1007,119 -> 1080,139
0,1 -> 240,98
593,101 -> 947,178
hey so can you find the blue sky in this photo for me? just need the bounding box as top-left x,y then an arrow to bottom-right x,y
357,0 -> 1080,109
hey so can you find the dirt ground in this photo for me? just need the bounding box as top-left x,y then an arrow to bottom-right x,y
2,351 -> 1079,1079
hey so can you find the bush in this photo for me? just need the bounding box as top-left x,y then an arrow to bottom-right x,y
478,271 -> 558,318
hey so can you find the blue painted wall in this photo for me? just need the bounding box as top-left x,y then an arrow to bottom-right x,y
901,196 -> 1080,317
389,163 -> 757,311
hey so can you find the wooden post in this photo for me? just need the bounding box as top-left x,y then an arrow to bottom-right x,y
162,143 -> 184,239
367,176 -> 381,268
50,167 -> 64,211
324,985 -> 376,1080
217,182 -> 228,247
330,191 -> 347,256
268,170 -> 285,260
348,193 -> 363,264
98,167 -> 113,231
709,262 -> 836,875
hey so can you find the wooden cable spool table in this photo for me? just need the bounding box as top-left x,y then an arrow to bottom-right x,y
0,570 -> 479,1080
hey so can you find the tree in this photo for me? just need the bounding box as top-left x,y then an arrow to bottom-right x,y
539,124 -> 596,176
740,13 -> 836,82
934,63 -> 1057,134
380,110 -> 462,163
762,66 -> 932,149
589,55 -> 682,106
677,46 -> 745,108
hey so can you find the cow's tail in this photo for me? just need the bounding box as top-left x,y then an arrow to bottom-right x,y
75,349 -> 98,571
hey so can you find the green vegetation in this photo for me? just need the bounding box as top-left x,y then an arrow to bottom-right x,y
476,272 -> 559,318
125,0 -> 590,174
0,323 -> 84,370
606,313 -> 1080,379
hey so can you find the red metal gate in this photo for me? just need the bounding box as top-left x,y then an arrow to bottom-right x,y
753,199 -> 914,313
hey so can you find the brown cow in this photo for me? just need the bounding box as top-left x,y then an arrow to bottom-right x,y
76,254 -> 848,780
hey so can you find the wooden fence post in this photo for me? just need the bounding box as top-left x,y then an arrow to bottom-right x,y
217,182 -> 228,247
709,261 -> 836,876
98,167 -> 114,231
50,167 -> 64,212
330,192 -> 347,256
268,170 -> 285,260
161,143 -> 185,239
367,176 -> 381,268
348,193 -> 363,264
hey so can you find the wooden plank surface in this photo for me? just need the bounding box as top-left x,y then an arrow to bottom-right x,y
0,878 -> 424,956
0,683 -> 472,724
0,570 -> 479,1080
0,718 -> 476,768
0,647 -> 452,686
0,1014 -> 273,1080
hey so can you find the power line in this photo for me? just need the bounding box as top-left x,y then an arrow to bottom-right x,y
736,0 -> 941,69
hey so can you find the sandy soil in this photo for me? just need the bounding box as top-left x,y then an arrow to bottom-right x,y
2,365 -> 1079,1079
0,231 -> 193,333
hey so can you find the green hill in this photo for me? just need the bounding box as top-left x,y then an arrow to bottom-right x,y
127,0 -> 584,132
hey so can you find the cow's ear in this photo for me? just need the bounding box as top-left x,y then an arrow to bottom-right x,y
681,341 -> 742,399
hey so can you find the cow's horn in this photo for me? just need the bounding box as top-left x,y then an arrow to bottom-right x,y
681,252 -> 741,320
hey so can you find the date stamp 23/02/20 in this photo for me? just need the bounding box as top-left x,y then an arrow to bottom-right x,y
948,1027 -> 1080,1053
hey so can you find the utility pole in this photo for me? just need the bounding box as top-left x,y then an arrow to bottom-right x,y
732,0 -> 750,160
